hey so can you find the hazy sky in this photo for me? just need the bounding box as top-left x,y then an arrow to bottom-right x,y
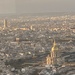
0,0 -> 75,13
0,0 -> 16,13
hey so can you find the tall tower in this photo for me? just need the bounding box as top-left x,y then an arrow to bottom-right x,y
46,39 -> 60,67
30,25 -> 33,30
51,40 -> 59,66
4,19 -> 7,29
46,55 -> 51,65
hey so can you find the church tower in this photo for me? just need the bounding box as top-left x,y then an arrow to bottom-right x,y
46,55 -> 51,65
46,40 -> 59,66
51,40 -> 59,66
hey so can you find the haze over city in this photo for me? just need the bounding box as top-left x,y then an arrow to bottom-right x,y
0,0 -> 75,14
0,0 -> 75,75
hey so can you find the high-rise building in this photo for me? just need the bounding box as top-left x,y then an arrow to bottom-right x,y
4,19 -> 7,29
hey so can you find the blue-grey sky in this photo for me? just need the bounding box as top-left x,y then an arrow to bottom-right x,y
0,0 -> 75,13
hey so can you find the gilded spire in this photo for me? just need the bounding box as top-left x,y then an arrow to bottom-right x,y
53,39 -> 56,47
51,39 -> 58,51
